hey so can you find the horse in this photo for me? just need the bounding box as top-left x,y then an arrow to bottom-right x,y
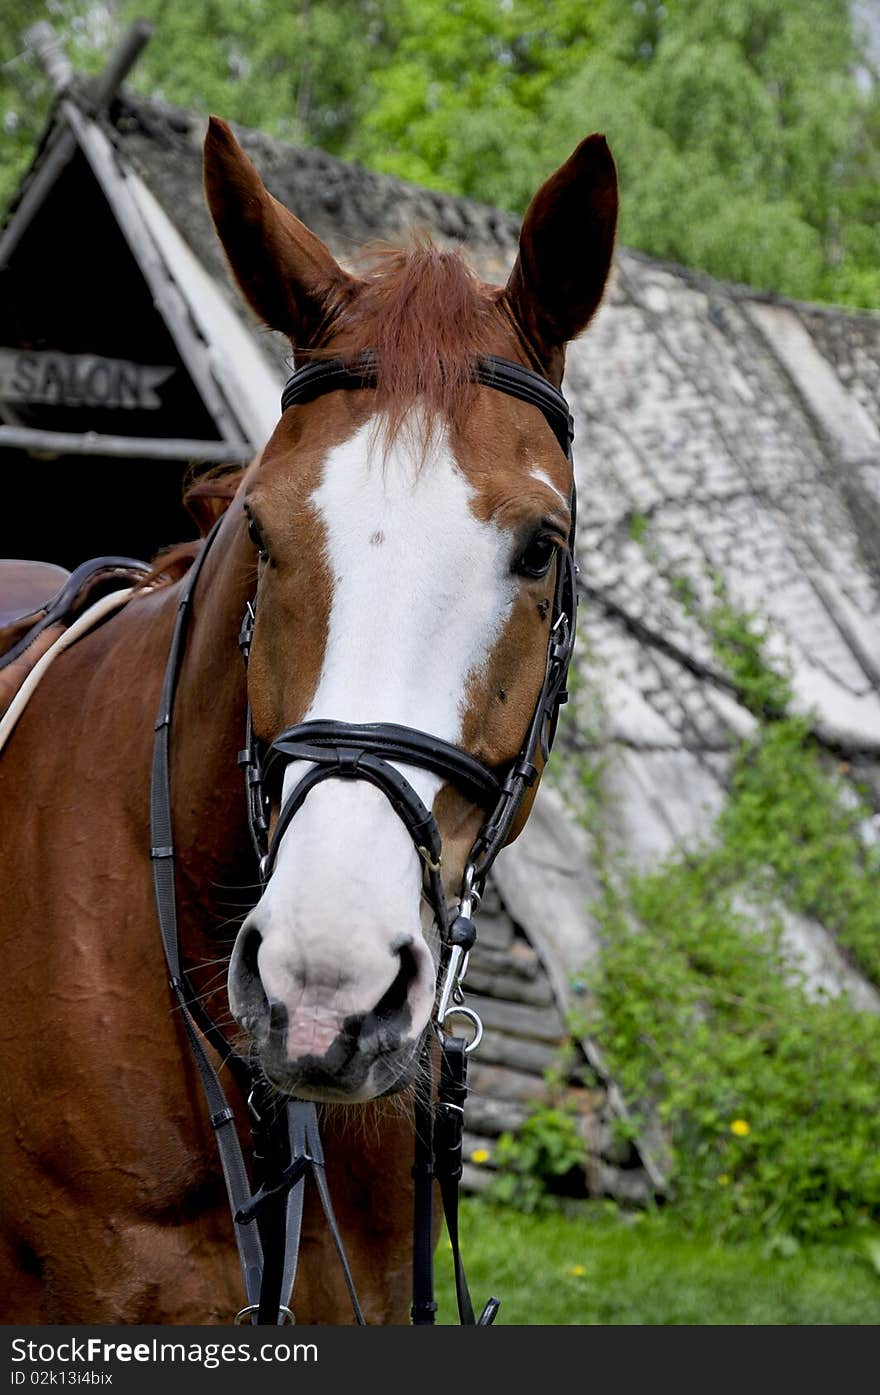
0,116 -> 617,1324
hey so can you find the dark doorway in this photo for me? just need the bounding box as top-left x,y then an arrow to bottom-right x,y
1,448 -> 198,568
0,147 -> 231,567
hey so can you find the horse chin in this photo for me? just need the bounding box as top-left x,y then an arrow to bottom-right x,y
255,1033 -> 423,1105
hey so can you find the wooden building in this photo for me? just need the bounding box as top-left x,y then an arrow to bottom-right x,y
0,24 -> 260,566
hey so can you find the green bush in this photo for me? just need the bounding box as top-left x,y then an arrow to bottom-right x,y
576,590 -> 880,1242
586,869 -> 880,1241
492,1102 -> 588,1214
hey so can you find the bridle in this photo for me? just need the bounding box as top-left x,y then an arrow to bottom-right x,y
241,352 -> 576,1013
150,350 -> 578,1326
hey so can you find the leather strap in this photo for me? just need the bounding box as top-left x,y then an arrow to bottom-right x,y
301,1105 -> 366,1323
410,1043 -> 437,1326
151,522 -> 362,1324
239,1099 -> 365,1326
263,720 -> 502,810
281,351 -> 574,456
265,750 -> 438,874
151,521 -> 264,1308
434,1034 -> 499,1326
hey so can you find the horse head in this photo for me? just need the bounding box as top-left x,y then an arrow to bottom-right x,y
204,118 -> 617,1104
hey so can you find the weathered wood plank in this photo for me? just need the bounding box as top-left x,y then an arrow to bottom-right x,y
469,939 -> 542,980
470,910 -> 513,952
592,1163 -> 654,1205
463,1094 -> 528,1137
460,1162 -> 495,1195
462,1131 -> 498,1166
0,425 -> 252,462
465,966 -> 555,1007
467,1061 -> 551,1106
476,1029 -> 565,1075
467,992 -> 566,1042
0,126 -> 77,272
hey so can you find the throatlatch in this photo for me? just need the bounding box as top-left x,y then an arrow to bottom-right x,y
151,350 -> 578,1325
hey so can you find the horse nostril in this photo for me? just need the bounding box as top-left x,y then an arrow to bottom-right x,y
230,923 -> 269,1036
240,924 -> 262,977
371,942 -> 420,1028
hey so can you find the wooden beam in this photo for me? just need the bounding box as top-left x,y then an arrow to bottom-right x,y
26,18 -> 153,110
24,22 -> 73,94
0,425 -> 253,463
0,20 -> 155,274
63,103 -> 253,451
92,19 -> 154,110
0,125 -> 77,272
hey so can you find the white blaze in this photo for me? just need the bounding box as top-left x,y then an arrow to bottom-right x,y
255,416 -> 516,1048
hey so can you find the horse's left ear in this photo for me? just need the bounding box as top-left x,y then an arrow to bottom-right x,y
203,116 -> 360,348
503,134 -> 618,380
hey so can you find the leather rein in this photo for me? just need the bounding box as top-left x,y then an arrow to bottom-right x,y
150,351 -> 578,1326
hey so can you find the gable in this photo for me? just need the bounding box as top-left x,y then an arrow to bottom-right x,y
0,108 -> 264,567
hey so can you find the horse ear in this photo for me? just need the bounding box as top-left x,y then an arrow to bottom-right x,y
503,134 -> 618,380
203,117 -> 359,347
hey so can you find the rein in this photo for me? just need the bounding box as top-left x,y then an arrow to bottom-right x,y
150,351 -> 578,1326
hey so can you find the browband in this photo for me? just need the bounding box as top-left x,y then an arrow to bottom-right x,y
281,352 -> 575,456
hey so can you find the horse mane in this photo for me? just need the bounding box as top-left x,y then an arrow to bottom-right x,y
325,239 -> 501,446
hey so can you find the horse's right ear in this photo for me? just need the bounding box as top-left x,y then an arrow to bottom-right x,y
503,134 -> 618,381
203,117 -> 359,348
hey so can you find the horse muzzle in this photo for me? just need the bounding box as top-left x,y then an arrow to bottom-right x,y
228,917 -> 435,1102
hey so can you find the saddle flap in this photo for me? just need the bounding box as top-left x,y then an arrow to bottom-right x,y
0,560 -> 71,631
0,554 -> 151,687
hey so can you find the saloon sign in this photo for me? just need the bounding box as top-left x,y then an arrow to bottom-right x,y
0,349 -> 174,410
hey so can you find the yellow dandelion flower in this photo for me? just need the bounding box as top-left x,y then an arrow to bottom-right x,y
718,1174 -> 730,1186
569,1264 -> 587,1277
471,1148 -> 490,1164
731,1119 -> 750,1137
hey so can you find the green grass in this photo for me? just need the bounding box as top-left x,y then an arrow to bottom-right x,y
434,1200 -> 880,1325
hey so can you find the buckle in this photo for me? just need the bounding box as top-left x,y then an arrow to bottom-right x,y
234,1303 -> 295,1325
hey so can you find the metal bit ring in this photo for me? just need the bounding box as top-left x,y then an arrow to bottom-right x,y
439,1005 -> 484,1054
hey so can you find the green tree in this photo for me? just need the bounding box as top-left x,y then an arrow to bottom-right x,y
351,0 -> 880,305
346,0 -> 606,204
120,0 -> 394,153
0,1 -> 107,207
2,0 -> 878,308
0,0 -> 393,207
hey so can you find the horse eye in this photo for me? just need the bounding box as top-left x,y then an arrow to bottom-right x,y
246,512 -> 269,561
515,533 -> 557,579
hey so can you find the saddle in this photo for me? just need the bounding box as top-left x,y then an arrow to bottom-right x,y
0,556 -> 151,716
0,470 -> 245,721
